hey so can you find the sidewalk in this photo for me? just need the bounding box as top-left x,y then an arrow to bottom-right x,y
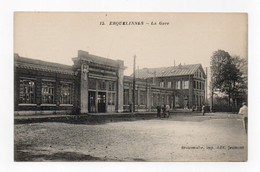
14,110 -> 238,124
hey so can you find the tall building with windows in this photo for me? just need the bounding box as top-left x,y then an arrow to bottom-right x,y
14,50 -> 206,115
130,64 -> 206,111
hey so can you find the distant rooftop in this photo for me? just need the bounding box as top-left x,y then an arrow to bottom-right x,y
123,75 -> 146,83
133,64 -> 203,78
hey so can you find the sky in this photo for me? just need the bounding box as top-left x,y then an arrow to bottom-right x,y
14,12 -> 247,76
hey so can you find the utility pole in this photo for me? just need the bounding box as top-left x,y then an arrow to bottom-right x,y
211,73 -> 214,113
132,55 -> 136,113
211,86 -> 213,112
205,67 -> 208,105
153,70 -> 156,85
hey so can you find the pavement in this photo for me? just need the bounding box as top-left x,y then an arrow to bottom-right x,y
14,110 -> 225,124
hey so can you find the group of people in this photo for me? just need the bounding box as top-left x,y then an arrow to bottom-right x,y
156,104 -> 170,118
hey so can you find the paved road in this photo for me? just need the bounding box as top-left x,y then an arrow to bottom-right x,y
14,113 -> 247,161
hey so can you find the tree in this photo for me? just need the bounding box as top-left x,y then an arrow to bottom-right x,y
210,50 -> 246,111
231,56 -> 248,106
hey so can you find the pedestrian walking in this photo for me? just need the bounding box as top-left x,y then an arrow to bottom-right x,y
202,104 -> 206,116
238,102 -> 248,134
192,105 -> 195,112
156,105 -> 161,118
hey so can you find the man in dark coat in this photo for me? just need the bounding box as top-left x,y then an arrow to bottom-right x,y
156,105 -> 161,118
162,104 -> 167,118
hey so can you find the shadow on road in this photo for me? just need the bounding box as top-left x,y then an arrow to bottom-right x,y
15,147 -> 104,161
14,115 -> 156,125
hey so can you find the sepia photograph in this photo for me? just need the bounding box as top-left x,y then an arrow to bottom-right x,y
14,12 -> 248,162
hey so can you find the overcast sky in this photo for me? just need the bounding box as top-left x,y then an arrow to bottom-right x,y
14,12 -> 247,76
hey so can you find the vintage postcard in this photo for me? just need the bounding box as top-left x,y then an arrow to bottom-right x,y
14,12 -> 248,162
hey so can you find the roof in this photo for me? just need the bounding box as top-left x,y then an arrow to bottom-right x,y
134,64 -> 203,78
77,50 -> 125,69
14,54 -> 75,75
123,75 -> 146,83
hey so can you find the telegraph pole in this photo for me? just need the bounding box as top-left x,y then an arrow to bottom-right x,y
205,67 -> 208,105
132,55 -> 136,113
211,70 -> 214,113
211,85 -> 214,112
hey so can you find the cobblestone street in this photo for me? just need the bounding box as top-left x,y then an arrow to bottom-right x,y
14,113 -> 247,161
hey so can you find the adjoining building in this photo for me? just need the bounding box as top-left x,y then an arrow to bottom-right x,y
14,50 -> 206,115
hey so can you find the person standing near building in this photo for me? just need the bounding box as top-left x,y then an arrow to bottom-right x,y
156,105 -> 161,118
238,102 -> 248,134
162,104 -> 167,118
202,104 -> 206,116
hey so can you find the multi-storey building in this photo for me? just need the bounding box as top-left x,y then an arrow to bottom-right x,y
14,50 -> 206,115
131,64 -> 206,111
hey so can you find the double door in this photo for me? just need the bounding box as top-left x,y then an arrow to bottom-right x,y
88,91 -> 106,113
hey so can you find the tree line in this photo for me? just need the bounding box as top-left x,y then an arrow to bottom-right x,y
210,49 -> 248,112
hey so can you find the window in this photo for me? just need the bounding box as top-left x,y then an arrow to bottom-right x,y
108,92 -> 115,105
19,79 -> 35,104
167,81 -> 172,88
175,81 -> 181,89
98,80 -> 106,90
42,81 -> 55,104
140,91 -> 146,105
175,95 -> 180,107
193,81 -> 196,89
135,91 -> 138,105
182,80 -> 189,89
161,94 -> 165,105
201,83 -> 204,90
123,89 -> 129,105
89,78 -> 96,89
60,83 -> 72,104
170,96 -> 174,108
166,95 -> 170,105
152,93 -> 157,106
160,82 -> 164,88
108,81 -> 115,91
158,94 -> 161,104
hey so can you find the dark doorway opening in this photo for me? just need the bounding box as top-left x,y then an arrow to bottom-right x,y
98,92 -> 106,113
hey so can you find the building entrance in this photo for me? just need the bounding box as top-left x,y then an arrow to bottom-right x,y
98,92 -> 106,113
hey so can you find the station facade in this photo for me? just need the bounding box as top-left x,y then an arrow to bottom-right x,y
14,50 -> 206,115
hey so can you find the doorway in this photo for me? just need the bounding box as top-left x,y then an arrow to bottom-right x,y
98,92 -> 106,113
88,91 -> 96,113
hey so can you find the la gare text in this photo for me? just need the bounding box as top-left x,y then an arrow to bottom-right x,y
99,21 -> 170,26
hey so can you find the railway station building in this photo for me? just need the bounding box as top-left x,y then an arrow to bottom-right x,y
14,50 -> 206,115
